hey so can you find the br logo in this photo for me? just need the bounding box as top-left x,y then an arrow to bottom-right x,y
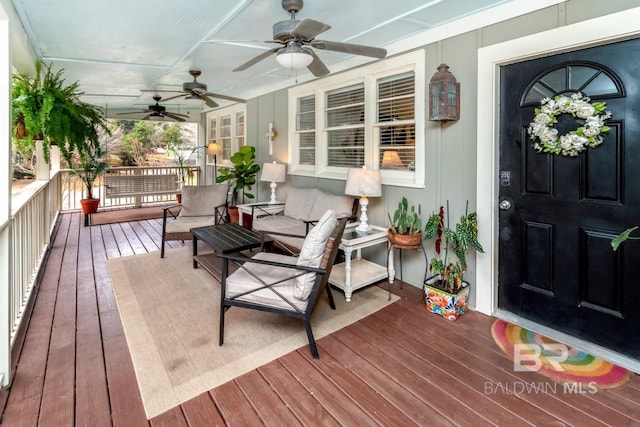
513,343 -> 569,372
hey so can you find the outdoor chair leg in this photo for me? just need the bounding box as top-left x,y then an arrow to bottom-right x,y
325,284 -> 336,310
160,237 -> 166,258
304,320 -> 319,359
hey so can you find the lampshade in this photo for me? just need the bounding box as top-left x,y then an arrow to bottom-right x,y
276,42 -> 313,69
381,150 -> 403,169
345,167 -> 382,197
261,162 -> 286,183
345,167 -> 382,234
207,142 -> 221,156
261,162 -> 286,204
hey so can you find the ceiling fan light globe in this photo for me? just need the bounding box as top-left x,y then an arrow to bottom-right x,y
184,95 -> 205,107
276,50 -> 313,69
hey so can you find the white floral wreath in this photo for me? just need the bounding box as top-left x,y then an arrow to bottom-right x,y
527,92 -> 612,157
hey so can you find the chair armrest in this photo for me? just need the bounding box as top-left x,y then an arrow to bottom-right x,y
217,252 -> 325,274
251,202 -> 285,218
214,202 -> 228,224
163,203 -> 182,222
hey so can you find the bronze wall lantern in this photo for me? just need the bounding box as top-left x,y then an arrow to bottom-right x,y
429,63 -> 460,122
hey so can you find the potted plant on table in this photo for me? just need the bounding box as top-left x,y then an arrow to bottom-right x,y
215,145 -> 261,223
423,200 -> 484,320
387,196 -> 423,248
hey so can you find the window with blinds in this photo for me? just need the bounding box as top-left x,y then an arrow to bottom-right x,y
235,111 -> 245,148
296,95 -> 316,165
220,115 -> 232,159
326,84 -> 365,167
377,72 -> 415,170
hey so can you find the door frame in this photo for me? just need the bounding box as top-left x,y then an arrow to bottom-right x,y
475,7 -> 640,368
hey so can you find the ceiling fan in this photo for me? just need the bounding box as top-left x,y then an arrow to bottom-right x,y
145,69 -> 246,108
232,0 -> 387,77
117,95 -> 189,122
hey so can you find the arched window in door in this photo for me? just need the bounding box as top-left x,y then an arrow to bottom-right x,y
521,62 -> 623,106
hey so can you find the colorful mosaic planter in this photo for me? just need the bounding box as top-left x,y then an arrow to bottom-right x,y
424,276 -> 469,321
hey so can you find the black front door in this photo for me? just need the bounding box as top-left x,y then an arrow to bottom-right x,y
498,38 -> 640,358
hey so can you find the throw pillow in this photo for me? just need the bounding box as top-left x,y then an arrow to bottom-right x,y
294,209 -> 337,300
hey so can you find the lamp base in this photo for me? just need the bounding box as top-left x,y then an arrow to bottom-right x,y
269,181 -> 278,204
355,197 -> 371,234
355,222 -> 372,234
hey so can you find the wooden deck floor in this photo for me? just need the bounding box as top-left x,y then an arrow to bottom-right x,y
1,211 -> 640,426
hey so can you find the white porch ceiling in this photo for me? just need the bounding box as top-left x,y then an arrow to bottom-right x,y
7,0 -> 512,118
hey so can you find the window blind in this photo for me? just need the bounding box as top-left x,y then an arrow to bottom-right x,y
377,72 -> 415,170
297,95 -> 316,165
326,84 -> 365,167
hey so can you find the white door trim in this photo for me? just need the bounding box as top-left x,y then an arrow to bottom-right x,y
475,7 -> 640,316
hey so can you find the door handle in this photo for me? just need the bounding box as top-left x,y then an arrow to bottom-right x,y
499,200 -> 511,211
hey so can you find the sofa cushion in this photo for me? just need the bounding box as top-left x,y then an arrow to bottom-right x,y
283,187 -> 318,220
179,185 -> 228,217
295,210 -> 337,300
309,192 -> 354,220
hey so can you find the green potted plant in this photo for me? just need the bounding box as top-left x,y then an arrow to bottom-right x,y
423,200 -> 484,320
68,139 -> 108,214
387,196 -> 423,248
11,61 -> 108,164
215,145 -> 261,223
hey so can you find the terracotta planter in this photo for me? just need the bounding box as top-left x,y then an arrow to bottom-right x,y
228,206 -> 240,224
424,275 -> 469,321
176,193 -> 182,203
80,198 -> 100,214
387,229 -> 423,249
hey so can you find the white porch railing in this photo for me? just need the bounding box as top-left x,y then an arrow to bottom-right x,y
3,165 -> 201,386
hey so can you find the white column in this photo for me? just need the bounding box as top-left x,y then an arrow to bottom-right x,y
35,140 -> 50,181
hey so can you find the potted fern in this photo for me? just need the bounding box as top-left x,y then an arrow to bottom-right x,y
423,200 -> 484,320
12,61 -> 109,165
387,196 -> 423,248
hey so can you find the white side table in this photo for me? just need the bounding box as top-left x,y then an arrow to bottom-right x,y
329,223 -> 393,302
236,202 -> 284,227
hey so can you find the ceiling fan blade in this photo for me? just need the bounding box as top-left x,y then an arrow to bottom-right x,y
203,92 -> 246,104
292,18 -> 331,42
233,47 -> 280,71
117,110 -> 150,115
202,96 -> 219,108
142,114 -> 152,120
163,112 -> 186,122
311,39 -> 387,58
159,93 -> 187,102
305,48 -> 330,77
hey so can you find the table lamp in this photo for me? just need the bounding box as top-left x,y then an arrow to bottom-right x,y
344,166 -> 382,233
207,142 -> 222,182
381,150 -> 403,169
261,162 -> 286,204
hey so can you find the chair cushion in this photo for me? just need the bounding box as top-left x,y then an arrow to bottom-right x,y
179,185 -> 228,217
225,252 -> 307,311
295,209 -> 337,300
283,187 -> 318,220
165,216 -> 215,233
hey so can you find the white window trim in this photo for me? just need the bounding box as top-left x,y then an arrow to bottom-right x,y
288,50 -> 425,188
205,104 -> 246,166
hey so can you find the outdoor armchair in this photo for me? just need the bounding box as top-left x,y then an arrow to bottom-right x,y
161,184 -> 228,258
218,211 -> 348,359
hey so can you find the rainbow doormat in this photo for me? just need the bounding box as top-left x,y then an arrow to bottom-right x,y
491,319 -> 631,389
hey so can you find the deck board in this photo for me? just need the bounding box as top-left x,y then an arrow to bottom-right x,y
1,211 -> 640,426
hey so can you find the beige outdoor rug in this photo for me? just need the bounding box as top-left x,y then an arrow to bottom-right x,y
108,246 -> 399,419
